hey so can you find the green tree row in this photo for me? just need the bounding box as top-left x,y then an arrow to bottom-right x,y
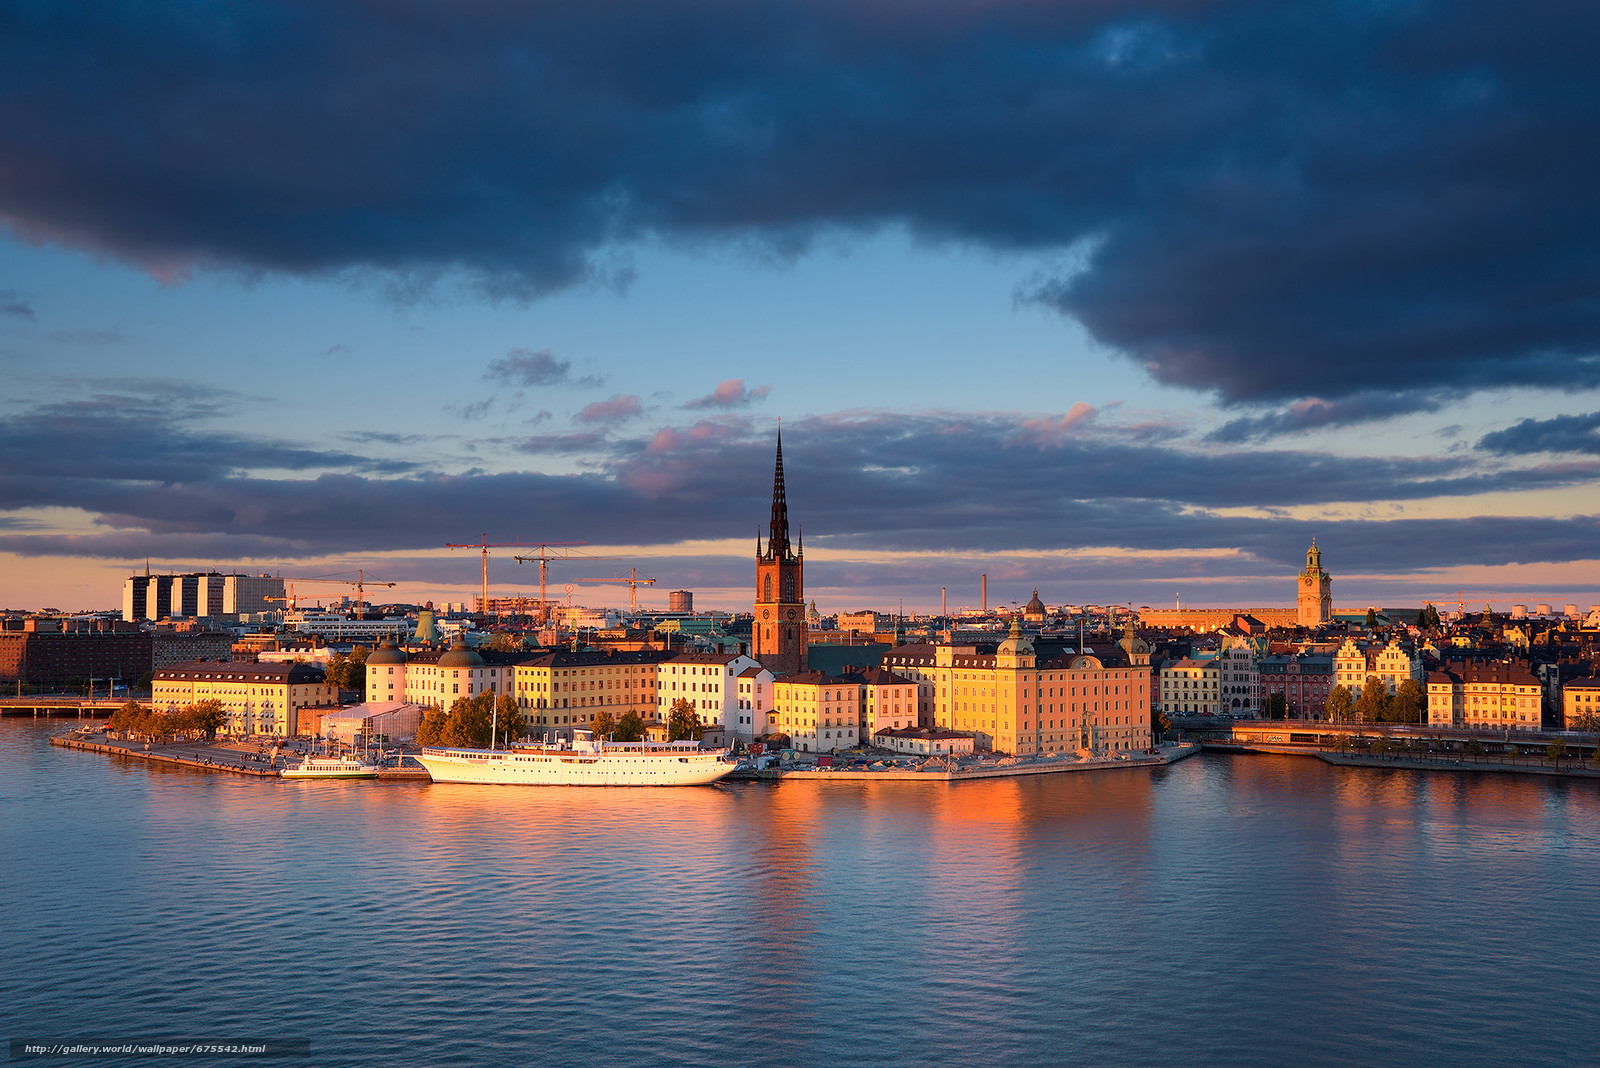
416,692 -> 523,748
108,698 -> 228,741
1324,676 -> 1427,723
588,699 -> 704,743
323,645 -> 371,696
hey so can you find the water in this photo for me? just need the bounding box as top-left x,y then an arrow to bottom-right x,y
3,720 -> 1597,1066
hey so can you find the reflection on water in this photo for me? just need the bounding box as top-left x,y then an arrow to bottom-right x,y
3,724 -> 1597,1067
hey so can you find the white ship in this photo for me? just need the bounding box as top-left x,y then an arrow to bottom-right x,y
416,730 -> 733,787
280,754 -> 380,780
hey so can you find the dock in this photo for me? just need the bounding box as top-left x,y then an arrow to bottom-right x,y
49,731 -> 432,781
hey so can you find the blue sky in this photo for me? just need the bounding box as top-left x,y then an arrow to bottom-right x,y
2,1 -> 1598,615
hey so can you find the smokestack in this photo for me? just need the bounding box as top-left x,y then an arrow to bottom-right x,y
981,573 -> 987,613
942,587 -> 946,617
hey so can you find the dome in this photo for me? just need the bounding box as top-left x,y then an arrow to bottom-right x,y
436,637 -> 485,669
1025,588 -> 1046,615
998,615 -> 1034,658
366,637 -> 407,666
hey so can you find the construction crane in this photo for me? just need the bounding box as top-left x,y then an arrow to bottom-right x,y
446,535 -> 572,616
263,572 -> 396,613
576,568 -> 657,614
513,544 -> 618,623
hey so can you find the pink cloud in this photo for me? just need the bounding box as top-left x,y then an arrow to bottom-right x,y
683,378 -> 770,410
1010,403 -> 1097,447
575,394 -> 643,424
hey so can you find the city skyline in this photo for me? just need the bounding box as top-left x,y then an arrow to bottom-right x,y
3,2 -> 1599,613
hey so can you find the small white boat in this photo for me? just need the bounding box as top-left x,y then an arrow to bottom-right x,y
280,754 -> 379,780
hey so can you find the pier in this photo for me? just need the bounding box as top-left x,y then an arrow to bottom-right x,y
49,730 -> 431,781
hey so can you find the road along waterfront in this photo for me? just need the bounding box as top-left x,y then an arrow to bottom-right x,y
5,719 -> 1598,1067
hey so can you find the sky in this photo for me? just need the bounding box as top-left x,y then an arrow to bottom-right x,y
2,0 -> 1599,617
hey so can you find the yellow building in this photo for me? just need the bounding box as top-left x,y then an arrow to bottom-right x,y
1562,677 -> 1600,729
153,660 -> 334,737
880,619 -> 1153,756
849,666 -> 919,742
1334,638 -> 1422,698
769,671 -> 863,753
1427,661 -> 1542,731
513,649 -> 669,733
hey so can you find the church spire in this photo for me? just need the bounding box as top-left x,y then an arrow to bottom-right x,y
768,430 -> 791,560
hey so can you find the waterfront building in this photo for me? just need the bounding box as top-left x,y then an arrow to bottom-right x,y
364,637 -> 517,711
1426,661 -> 1543,731
1160,657 -> 1220,716
1297,540 -> 1333,627
1256,653 -> 1334,717
0,616 -> 152,687
753,432 -> 808,677
1334,637 -> 1423,698
1562,677 -> 1600,729
769,670 -> 862,752
152,660 -> 333,736
873,726 -> 975,757
512,647 -> 671,733
879,618 -> 1151,756
1215,637 -> 1260,715
843,665 -> 919,742
656,651 -> 771,743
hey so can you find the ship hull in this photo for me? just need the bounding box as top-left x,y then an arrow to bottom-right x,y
416,745 -> 734,787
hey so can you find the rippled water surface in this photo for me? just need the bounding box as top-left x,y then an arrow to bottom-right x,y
4,721 -> 1598,1066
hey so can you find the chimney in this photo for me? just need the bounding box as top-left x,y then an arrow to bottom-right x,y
981,574 -> 987,614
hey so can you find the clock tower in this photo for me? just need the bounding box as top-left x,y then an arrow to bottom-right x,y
1297,538 -> 1333,627
754,431 -> 807,676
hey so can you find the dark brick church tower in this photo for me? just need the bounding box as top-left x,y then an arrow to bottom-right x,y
753,431 -> 807,676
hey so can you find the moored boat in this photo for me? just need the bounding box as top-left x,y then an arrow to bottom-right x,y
417,729 -> 733,787
280,754 -> 380,779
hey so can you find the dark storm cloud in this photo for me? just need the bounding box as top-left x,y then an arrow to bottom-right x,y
1478,411 -> 1600,457
6,408 -> 1594,582
3,2 -> 1598,402
1208,391 -> 1448,443
0,394 -> 416,487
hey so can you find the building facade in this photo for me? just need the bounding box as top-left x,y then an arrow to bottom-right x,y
769,670 -> 863,753
0,617 -> 151,686
1334,637 -> 1423,698
1257,653 -> 1333,717
1562,677 -> 1600,729
657,651 -> 771,743
753,433 -> 807,677
512,648 -> 670,734
876,620 -> 1152,756
1427,661 -> 1543,731
122,572 -> 285,621
152,660 -> 334,736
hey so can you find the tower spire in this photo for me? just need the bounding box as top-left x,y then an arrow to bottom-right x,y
768,429 -> 791,560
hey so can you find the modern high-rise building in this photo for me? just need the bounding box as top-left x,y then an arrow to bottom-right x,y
753,432 -> 807,676
122,572 -> 286,621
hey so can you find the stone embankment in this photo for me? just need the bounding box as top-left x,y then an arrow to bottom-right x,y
730,742 -> 1200,782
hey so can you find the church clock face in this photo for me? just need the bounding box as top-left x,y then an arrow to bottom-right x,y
762,609 -> 770,619
787,609 -> 797,620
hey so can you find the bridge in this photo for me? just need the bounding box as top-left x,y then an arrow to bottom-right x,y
0,696 -> 128,718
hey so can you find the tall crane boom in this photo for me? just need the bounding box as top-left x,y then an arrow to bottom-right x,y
513,544 -> 618,623
263,572 -> 396,612
446,535 -> 579,616
575,568 -> 657,614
